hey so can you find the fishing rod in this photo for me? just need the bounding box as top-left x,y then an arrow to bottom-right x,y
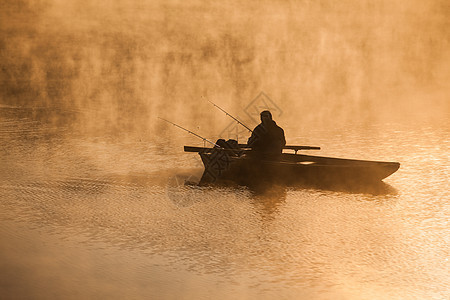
158,117 -> 219,147
206,99 -> 253,133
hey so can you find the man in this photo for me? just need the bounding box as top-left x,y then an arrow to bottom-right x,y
247,110 -> 286,155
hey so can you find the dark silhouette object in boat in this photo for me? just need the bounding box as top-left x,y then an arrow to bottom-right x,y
247,110 -> 286,155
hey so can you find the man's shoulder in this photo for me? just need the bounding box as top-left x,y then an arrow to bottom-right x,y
273,122 -> 284,131
253,123 -> 264,131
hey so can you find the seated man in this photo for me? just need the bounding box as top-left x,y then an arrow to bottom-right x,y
247,110 -> 286,155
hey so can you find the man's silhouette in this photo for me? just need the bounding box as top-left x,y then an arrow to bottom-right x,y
247,110 -> 286,155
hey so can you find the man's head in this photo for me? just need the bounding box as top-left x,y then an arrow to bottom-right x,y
260,110 -> 272,124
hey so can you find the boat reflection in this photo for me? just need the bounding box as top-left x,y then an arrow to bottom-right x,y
165,167 -> 397,211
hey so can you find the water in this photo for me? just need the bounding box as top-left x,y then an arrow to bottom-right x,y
0,107 -> 449,299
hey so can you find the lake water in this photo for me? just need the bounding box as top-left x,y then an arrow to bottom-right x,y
0,107 -> 449,299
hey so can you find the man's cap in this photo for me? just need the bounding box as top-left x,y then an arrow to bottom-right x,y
260,110 -> 272,119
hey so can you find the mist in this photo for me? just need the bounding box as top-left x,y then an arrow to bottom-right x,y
1,0 -> 449,139
1,2 -> 450,299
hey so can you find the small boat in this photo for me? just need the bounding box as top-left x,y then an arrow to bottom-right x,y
184,145 -> 400,186
159,112 -> 399,187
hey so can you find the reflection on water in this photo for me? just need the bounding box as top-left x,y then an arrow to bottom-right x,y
1,108 -> 449,299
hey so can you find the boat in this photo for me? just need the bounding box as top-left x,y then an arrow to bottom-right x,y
159,109 -> 399,187
184,145 -> 400,186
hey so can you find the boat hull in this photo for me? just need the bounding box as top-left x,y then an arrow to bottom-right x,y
199,152 -> 400,186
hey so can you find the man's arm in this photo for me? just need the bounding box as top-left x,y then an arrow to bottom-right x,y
280,128 -> 286,147
247,125 -> 261,147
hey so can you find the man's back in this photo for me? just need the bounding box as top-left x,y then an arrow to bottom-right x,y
247,119 -> 286,154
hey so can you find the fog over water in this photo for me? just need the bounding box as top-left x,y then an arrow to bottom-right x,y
1,1 -> 449,299
1,0 -> 449,136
